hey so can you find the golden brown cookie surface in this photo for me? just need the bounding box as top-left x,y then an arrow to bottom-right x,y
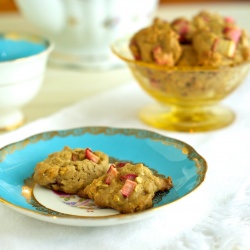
79,162 -> 173,214
33,146 -> 109,194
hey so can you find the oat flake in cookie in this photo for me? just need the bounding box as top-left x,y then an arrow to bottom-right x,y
79,162 -> 173,214
33,146 -> 109,194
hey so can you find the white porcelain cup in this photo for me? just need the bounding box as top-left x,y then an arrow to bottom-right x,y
0,32 -> 53,131
15,0 -> 159,69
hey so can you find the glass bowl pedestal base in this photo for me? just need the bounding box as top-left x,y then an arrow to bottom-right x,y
139,103 -> 235,132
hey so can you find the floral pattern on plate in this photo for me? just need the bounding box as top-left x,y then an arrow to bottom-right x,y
53,191 -> 99,212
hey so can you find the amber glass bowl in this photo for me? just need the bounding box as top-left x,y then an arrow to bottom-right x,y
112,38 -> 250,132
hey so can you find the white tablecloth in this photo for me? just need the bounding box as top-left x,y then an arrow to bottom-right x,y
0,74 -> 250,250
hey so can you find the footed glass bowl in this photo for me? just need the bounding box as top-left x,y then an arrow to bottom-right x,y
112,38 -> 250,132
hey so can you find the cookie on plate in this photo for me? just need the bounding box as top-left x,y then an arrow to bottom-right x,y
78,162 -> 173,213
33,146 -> 109,194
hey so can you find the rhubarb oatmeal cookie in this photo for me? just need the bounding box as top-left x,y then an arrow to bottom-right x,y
78,162 -> 173,214
191,11 -> 250,66
33,146 -> 109,194
129,17 -> 182,66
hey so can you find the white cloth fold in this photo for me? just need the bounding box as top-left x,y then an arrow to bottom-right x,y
0,74 -> 250,250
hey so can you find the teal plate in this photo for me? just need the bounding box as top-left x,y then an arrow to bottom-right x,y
0,127 -> 207,227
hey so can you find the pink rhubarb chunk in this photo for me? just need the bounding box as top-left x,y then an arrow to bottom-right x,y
120,173 -> 138,181
116,162 -> 127,168
105,164 -> 118,184
71,153 -> 79,161
121,179 -> 137,198
153,46 -> 173,66
172,18 -> 190,43
224,16 -> 235,24
224,27 -> 242,43
85,148 -> 100,163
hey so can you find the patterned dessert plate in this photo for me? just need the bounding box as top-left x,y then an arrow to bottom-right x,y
0,127 -> 207,226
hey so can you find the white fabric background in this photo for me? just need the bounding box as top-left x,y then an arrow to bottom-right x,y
0,73 -> 250,250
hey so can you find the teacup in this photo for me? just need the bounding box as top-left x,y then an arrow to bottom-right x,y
0,32 -> 53,131
15,0 -> 159,69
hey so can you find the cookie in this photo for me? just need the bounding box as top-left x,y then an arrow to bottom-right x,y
129,18 -> 182,66
79,162 -> 173,214
33,146 -> 109,194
